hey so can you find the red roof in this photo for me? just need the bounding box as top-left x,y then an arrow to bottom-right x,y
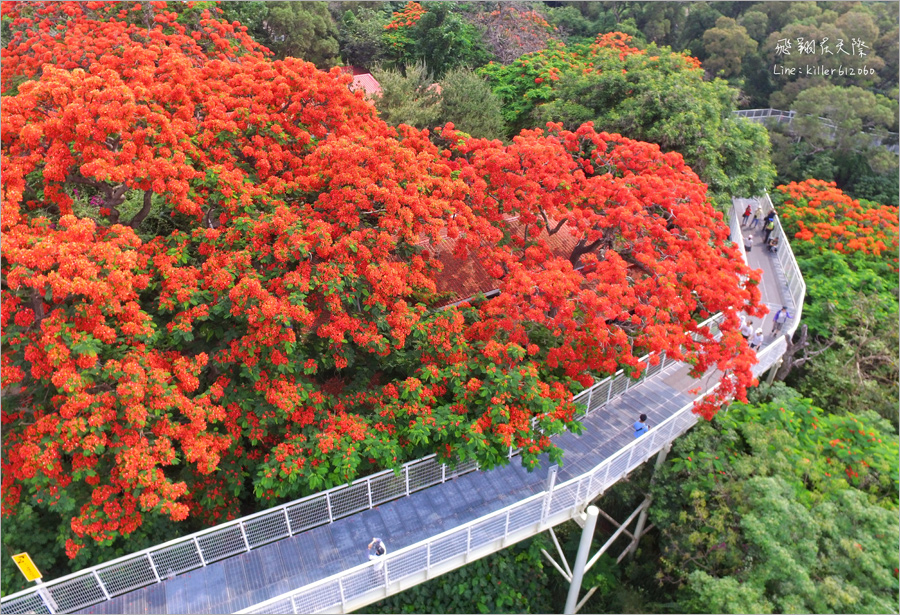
349,73 -> 382,97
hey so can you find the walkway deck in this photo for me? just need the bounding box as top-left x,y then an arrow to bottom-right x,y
4,199 -> 797,615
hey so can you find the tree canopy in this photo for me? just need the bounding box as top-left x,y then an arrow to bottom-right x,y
651,390 -> 899,614
773,180 -> 899,426
1,1 -> 762,580
480,33 -> 776,209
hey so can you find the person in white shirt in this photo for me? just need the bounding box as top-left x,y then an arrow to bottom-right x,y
740,321 -> 754,340
749,328 -> 764,350
368,537 -> 387,572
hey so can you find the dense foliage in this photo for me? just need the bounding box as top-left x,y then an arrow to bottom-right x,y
0,1 -> 761,588
651,389 -> 899,613
220,1 -> 341,67
479,33 -> 776,209
372,64 -> 507,140
544,1 -> 899,205
773,180 -> 899,425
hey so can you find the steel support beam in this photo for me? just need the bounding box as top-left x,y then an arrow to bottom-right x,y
563,506 -> 598,615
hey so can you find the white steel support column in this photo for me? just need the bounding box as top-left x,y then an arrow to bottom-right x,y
563,505 -> 599,615
626,443 -> 670,560
765,357 -> 782,386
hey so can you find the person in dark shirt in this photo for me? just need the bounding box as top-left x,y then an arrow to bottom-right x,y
368,537 -> 387,571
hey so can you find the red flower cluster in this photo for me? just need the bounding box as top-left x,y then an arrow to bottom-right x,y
384,1 -> 426,30
777,179 -> 899,264
1,5 -> 761,557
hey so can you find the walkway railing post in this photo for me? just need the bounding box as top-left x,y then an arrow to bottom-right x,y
283,508 -> 293,536
239,523 -> 251,551
193,537 -> 207,566
625,444 -> 636,472
146,553 -> 161,583
325,494 -> 334,523
92,571 -> 111,601
542,465 -> 558,525
367,482 -> 374,508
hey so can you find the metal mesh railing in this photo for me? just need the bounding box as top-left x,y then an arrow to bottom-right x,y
734,108 -> 899,153
761,191 -> 806,333
240,377 -> 751,615
0,454 -> 479,614
1,200 -> 803,615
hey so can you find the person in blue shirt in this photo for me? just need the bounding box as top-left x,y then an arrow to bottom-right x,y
771,306 -> 791,335
634,414 -> 649,438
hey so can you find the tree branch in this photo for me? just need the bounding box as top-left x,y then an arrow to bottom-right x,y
538,207 -> 567,236
128,190 -> 154,228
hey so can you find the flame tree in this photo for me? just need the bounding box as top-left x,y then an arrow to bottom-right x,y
1,1 -> 762,573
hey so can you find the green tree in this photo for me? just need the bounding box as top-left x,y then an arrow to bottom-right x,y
683,479 -> 899,614
337,7 -> 390,68
676,1 -> 723,59
259,2 -> 341,66
489,37 -> 776,208
219,1 -> 341,66
737,9 -> 769,42
435,67 -> 506,140
650,394 -> 899,613
702,16 -> 757,78
409,3 -> 491,78
371,62 -> 441,129
791,85 -> 898,156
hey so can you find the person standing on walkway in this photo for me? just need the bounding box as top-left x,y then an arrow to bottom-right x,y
741,204 -> 753,226
771,307 -> 791,335
750,206 -> 765,229
749,328 -> 764,350
741,320 -> 754,341
634,414 -> 649,438
763,218 -> 776,243
744,233 -> 754,253
368,537 -> 387,572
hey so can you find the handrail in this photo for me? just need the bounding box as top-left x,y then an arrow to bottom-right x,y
729,201 -> 748,265
237,333 -> 790,615
0,200 -> 802,615
237,383 -> 722,614
240,327 -> 794,615
734,108 -> 899,153
762,191 -> 806,331
0,333 -> 700,614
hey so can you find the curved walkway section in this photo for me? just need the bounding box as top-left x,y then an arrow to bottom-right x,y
0,199 -> 804,615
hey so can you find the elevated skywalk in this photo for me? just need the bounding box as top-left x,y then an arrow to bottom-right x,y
1,197 -> 804,615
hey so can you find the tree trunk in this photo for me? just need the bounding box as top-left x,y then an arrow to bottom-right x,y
128,190 -> 154,228
774,323 -> 836,381
774,324 -> 807,381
